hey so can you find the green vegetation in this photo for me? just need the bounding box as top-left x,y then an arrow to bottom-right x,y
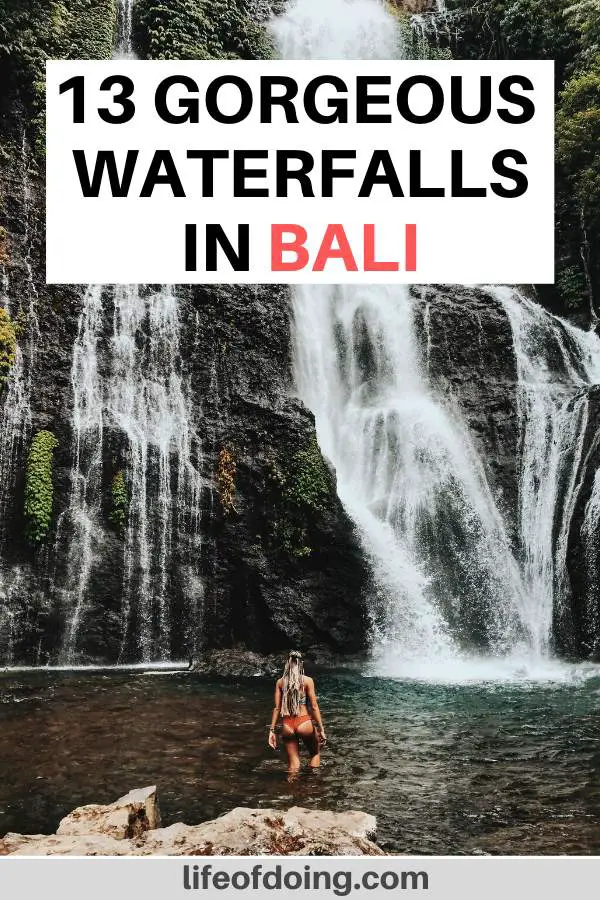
24,430 -> 59,546
268,437 -> 333,559
422,0 -> 600,321
109,469 -> 129,533
0,307 -> 17,389
386,3 -> 452,60
556,66 -> 600,321
0,0 -> 116,150
431,0 -> 579,75
0,225 -> 9,265
284,438 -> 332,515
132,0 -> 275,61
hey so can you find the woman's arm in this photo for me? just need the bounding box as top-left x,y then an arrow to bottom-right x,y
268,679 -> 282,748
306,677 -> 326,742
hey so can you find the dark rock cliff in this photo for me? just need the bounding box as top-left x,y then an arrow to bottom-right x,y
3,125 -> 600,663
2,0 -> 600,666
415,285 -> 520,536
0,131 -> 372,663
0,0 -> 372,664
561,386 -> 600,659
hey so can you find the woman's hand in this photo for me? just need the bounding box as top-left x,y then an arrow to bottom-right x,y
268,729 -> 277,750
319,728 -> 327,746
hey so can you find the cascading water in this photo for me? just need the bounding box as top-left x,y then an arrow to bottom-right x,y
292,286 -> 529,671
0,132 -> 41,662
0,300 -> 30,661
270,0 -> 400,58
410,0 -> 451,49
58,1 -> 204,663
0,350 -> 29,542
272,0 -> 600,676
58,284 -> 104,658
106,285 -> 203,661
0,132 -> 41,540
115,0 -> 134,58
492,288 -> 600,657
582,470 -> 600,650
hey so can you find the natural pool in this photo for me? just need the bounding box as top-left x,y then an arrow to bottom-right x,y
1,666 -> 600,854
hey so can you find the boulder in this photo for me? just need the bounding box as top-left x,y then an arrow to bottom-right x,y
56,785 -> 160,839
139,807 -> 382,856
191,649 -> 283,677
0,833 -> 48,856
190,648 -> 365,677
2,788 -> 383,856
5,834 -> 132,857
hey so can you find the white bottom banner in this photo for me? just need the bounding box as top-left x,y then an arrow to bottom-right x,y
1,857 -> 598,900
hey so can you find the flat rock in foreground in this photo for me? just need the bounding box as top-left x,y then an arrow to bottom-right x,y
1,787 -> 383,856
56,785 -> 161,839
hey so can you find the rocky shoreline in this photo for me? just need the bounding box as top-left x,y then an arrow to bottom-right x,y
0,786 -> 383,856
189,648 -> 367,677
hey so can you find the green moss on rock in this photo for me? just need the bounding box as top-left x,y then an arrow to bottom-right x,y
285,438 -> 332,514
109,469 -> 129,533
0,0 -> 116,151
268,436 -> 335,559
133,0 -> 275,61
24,430 -> 59,546
0,307 -> 17,389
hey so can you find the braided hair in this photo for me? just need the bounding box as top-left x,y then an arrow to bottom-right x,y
281,650 -> 305,716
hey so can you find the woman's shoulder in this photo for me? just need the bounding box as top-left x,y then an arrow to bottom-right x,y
303,675 -> 314,687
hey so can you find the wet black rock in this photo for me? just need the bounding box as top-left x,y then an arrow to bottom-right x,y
189,647 -> 366,677
561,385 -> 600,657
414,285 -> 520,538
0,130 -> 370,664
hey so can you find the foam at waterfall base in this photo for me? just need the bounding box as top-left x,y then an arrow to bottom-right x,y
367,650 -> 600,686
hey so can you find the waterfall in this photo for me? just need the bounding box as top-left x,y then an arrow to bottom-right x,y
410,0 -> 450,48
582,469 -> 600,651
492,288 -> 600,656
59,285 -> 104,658
0,132 -> 40,540
115,0 -> 134,58
106,285 -> 203,661
292,285 -> 528,668
59,1 -> 204,662
0,348 -> 29,541
0,132 -> 41,663
0,307 -> 30,661
270,0 -> 400,58
272,0 -> 600,673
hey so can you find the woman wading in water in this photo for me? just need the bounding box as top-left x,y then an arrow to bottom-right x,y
268,651 -> 327,772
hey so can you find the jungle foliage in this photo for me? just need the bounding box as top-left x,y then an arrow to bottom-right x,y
0,0 -> 116,146
24,430 -> 59,546
132,0 -> 276,61
109,469 -> 129,534
423,0 -> 600,322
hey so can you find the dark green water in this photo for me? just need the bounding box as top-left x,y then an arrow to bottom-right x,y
2,668 -> 600,854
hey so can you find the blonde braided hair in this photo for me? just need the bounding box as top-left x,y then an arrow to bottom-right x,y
281,650 -> 305,716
